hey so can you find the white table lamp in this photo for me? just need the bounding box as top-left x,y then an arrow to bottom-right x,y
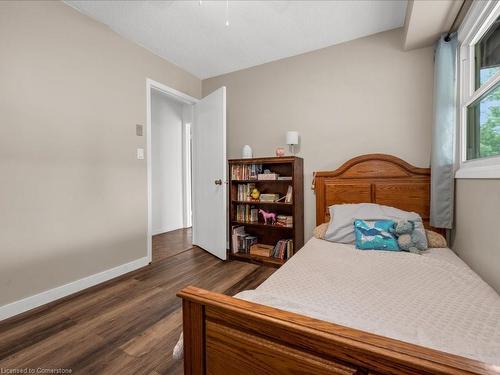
286,131 -> 299,155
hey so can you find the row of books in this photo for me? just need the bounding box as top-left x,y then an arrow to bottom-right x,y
231,164 -> 263,180
271,239 -> 294,260
235,204 -> 258,223
236,183 -> 256,201
276,215 -> 293,227
231,226 -> 257,254
231,225 -> 294,260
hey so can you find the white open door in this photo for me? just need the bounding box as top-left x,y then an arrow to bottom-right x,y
191,87 -> 227,260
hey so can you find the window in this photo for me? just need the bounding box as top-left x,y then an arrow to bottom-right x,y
475,16 -> 500,89
458,2 -> 500,177
466,83 -> 500,160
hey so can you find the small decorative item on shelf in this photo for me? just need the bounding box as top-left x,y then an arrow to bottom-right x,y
285,185 -> 293,203
275,147 -> 285,157
242,145 -> 253,159
259,209 -> 276,225
250,243 -> 273,257
250,188 -> 260,200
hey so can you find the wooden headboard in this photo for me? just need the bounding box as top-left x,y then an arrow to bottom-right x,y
314,154 -> 434,229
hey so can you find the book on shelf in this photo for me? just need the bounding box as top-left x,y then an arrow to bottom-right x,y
237,183 -> 256,201
243,236 -> 257,252
277,176 -> 292,181
231,226 -> 257,254
231,226 -> 245,254
271,239 -> 294,260
250,208 -> 258,223
236,204 -> 258,223
231,164 -> 263,180
276,215 -> 293,227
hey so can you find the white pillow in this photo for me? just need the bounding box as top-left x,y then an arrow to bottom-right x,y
324,203 -> 427,248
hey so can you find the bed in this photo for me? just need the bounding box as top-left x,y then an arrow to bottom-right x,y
177,154 -> 500,374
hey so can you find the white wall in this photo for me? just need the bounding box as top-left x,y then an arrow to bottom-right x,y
151,90 -> 185,235
0,1 -> 200,309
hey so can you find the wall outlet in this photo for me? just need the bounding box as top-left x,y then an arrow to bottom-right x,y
137,148 -> 144,160
136,124 -> 143,136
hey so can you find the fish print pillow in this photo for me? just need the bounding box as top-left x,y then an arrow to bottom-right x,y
354,219 -> 399,251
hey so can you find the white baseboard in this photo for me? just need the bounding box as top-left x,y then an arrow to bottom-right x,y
0,256 -> 150,322
152,225 -> 184,236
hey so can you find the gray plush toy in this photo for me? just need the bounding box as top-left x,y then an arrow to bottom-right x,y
391,220 -> 427,254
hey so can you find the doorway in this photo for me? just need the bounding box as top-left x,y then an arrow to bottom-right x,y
146,79 -> 198,263
147,79 -> 227,263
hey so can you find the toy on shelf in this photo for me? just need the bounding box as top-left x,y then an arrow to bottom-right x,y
251,188 -> 260,200
259,209 -> 276,225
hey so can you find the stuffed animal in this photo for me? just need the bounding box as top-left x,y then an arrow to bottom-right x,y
391,220 -> 427,254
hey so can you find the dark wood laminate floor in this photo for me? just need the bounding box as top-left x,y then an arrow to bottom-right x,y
0,228 -> 276,374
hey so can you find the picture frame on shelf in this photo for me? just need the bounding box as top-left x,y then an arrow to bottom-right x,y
285,185 -> 293,203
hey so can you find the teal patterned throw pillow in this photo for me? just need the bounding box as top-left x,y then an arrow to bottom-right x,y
354,219 -> 399,251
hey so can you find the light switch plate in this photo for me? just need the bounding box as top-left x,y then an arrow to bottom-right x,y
137,148 -> 144,160
136,124 -> 143,136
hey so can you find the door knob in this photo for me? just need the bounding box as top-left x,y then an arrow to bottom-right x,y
214,179 -> 223,185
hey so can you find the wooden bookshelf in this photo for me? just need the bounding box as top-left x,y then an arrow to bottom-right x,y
232,201 -> 293,206
230,252 -> 286,267
231,221 -> 295,230
228,156 -> 304,267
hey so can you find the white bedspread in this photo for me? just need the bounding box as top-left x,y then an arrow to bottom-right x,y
235,238 -> 500,365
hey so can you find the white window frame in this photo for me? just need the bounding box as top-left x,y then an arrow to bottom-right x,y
456,0 -> 500,179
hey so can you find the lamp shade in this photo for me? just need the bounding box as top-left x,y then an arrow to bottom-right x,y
286,131 -> 299,145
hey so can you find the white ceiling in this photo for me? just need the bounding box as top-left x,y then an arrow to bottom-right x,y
66,0 -> 408,79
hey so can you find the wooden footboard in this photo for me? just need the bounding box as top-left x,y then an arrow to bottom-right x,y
178,286 -> 498,375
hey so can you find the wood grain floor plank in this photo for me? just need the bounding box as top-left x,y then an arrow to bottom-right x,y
0,229 -> 276,374
222,266 -> 276,296
58,278 -> 141,321
94,260 -> 258,347
153,228 -> 193,262
0,314 -> 76,360
120,309 -> 183,357
0,287 -> 164,369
